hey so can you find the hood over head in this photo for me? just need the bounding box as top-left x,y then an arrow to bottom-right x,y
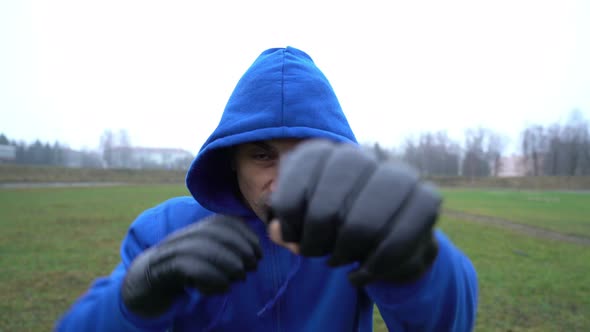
186,46 -> 357,216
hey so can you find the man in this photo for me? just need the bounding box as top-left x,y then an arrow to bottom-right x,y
56,46 -> 478,331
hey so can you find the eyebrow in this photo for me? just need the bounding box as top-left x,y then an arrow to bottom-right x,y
250,141 -> 275,152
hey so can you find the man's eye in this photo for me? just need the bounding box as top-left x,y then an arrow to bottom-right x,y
253,152 -> 271,161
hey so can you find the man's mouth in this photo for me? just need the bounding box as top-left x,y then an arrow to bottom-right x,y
262,204 -> 274,224
258,194 -> 273,223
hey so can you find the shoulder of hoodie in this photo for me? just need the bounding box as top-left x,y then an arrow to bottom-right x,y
125,196 -> 214,249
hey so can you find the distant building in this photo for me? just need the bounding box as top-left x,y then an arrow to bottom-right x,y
497,154 -> 545,177
109,147 -> 194,170
497,155 -> 524,177
0,144 -> 16,163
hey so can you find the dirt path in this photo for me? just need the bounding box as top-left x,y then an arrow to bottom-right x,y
443,209 -> 590,246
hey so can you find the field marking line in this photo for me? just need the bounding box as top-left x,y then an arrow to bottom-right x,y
442,209 -> 590,246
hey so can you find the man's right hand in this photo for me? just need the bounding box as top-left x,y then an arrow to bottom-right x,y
121,215 -> 262,318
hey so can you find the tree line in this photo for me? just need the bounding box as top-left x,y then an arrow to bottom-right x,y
2,110 -> 589,175
0,129 -> 191,170
384,110 -> 589,177
388,126 -> 506,177
0,134 -> 103,168
521,110 -> 590,176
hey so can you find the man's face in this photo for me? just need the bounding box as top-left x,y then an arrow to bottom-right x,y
233,138 -> 304,221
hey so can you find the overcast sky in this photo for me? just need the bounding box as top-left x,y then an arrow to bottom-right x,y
1,0 -> 589,155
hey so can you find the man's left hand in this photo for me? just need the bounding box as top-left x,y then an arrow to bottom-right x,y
269,139 -> 441,286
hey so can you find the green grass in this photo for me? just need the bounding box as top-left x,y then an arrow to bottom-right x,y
0,185 -> 190,331
372,215 -> 590,332
437,217 -> 589,331
441,188 -> 590,237
1,185 -> 588,331
0,164 -> 186,183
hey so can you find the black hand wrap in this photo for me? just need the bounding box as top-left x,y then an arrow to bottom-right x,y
270,140 -> 441,286
121,215 -> 262,317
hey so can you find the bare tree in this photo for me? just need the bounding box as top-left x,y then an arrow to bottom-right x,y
521,110 -> 590,176
543,124 -> 561,175
100,129 -> 115,167
116,129 -> 133,168
401,131 -> 461,176
117,129 -> 132,147
486,131 -> 508,176
521,125 -> 546,176
99,128 -> 135,168
462,127 -> 491,177
560,110 -> 589,175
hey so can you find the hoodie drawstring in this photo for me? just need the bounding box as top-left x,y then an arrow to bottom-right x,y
203,296 -> 229,332
256,255 -> 301,317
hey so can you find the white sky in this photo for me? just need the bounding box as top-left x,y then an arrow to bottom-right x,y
1,0 -> 589,154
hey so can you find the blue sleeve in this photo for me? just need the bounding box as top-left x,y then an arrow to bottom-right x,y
54,264 -> 190,332
365,230 -> 478,331
54,197 -> 211,332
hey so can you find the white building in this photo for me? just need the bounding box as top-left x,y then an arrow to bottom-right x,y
497,154 -> 544,177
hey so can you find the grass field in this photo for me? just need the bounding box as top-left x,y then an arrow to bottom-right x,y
442,189 -> 590,237
0,185 -> 588,331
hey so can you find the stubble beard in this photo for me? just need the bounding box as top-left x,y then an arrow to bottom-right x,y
253,194 -> 272,224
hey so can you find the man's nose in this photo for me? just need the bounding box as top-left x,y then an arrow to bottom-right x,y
268,160 -> 281,193
269,179 -> 278,193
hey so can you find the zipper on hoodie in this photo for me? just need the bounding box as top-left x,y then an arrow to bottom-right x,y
269,239 -> 282,332
252,218 -> 282,330
252,218 -> 297,331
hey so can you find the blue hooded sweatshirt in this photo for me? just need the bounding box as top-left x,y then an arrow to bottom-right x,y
55,47 -> 478,331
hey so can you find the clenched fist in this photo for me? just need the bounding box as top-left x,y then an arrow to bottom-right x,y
269,140 -> 441,286
121,215 -> 262,317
